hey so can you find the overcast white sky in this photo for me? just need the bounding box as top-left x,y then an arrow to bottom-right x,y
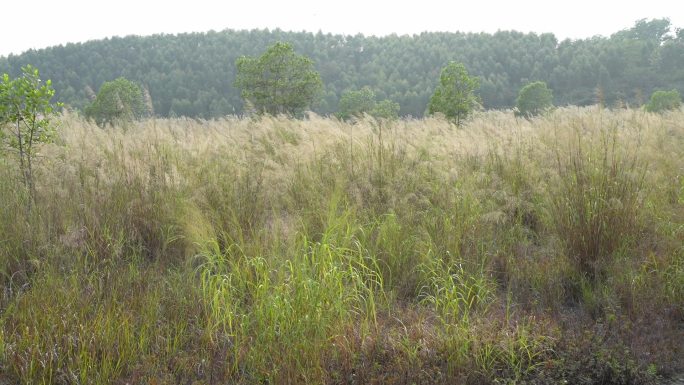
1,0 -> 681,57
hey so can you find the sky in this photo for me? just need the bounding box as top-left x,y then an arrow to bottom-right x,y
1,0 -> 682,57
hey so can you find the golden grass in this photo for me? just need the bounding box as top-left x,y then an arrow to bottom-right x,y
0,107 -> 682,384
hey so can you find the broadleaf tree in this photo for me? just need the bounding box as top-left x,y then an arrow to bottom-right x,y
85,77 -> 147,127
515,81 -> 554,118
337,87 -> 400,121
645,89 -> 681,112
337,87 -> 377,120
234,42 -> 322,116
428,62 -> 480,126
0,65 -> 60,203
371,99 -> 400,120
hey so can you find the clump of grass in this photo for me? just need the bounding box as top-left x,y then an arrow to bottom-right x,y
197,206 -> 386,383
663,247 -> 684,309
419,254 -> 494,324
2,263 -> 163,384
547,123 -> 647,280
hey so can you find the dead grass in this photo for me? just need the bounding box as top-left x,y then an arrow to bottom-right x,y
0,107 -> 682,384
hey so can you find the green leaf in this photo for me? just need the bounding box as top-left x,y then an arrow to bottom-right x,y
234,42 -> 322,116
428,62 -> 480,126
85,77 -> 148,127
515,81 -> 554,118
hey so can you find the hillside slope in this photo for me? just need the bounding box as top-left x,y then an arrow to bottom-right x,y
1,19 -> 682,117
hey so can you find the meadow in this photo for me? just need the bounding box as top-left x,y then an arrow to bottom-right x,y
0,107 -> 682,384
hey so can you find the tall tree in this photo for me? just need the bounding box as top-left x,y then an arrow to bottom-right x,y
428,62 -> 480,126
234,42 -> 322,116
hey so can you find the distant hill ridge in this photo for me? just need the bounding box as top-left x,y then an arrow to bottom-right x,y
1,19 -> 682,118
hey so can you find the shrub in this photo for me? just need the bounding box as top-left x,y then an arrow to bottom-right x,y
515,81 -> 554,118
337,87 -> 400,121
645,89 -> 681,113
85,77 -> 147,127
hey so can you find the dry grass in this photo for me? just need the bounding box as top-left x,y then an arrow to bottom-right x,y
0,107 -> 682,384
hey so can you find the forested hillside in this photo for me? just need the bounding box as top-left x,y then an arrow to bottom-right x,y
1,18 -> 682,118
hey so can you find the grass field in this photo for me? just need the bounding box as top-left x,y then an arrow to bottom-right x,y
0,107 -> 682,384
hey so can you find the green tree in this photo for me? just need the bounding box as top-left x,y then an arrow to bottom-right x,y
85,78 -> 146,127
614,18 -> 673,43
337,87 -> 376,120
371,99 -> 400,120
645,89 -> 681,112
2,24 -> 683,117
515,81 -> 554,118
337,87 -> 400,120
428,62 -> 480,126
0,65 -> 59,203
234,42 -> 322,116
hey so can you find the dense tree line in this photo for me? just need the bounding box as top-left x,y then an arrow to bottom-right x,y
0,19 -> 681,118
